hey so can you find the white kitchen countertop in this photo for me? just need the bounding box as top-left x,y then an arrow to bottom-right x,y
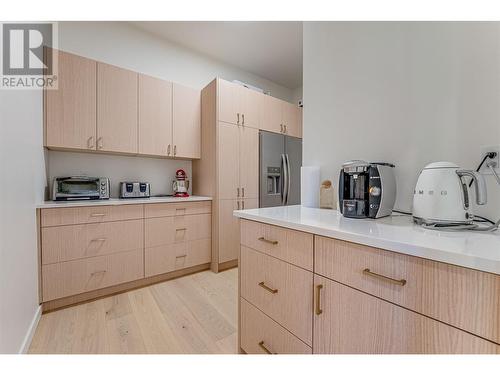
36,195 -> 212,209
234,205 -> 500,275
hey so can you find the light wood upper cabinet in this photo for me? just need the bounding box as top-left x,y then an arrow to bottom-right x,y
282,102 -> 301,138
45,50 -> 97,150
218,122 -> 240,199
97,62 -> 138,154
138,74 -> 172,157
261,94 -> 283,134
173,83 -> 201,159
239,85 -> 261,128
218,79 -> 240,125
239,126 -> 259,199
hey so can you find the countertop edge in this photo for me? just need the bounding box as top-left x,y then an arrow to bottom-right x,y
36,196 -> 213,209
234,210 -> 500,276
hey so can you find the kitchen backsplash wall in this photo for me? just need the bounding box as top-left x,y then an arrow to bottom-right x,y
303,22 -> 500,219
48,151 -> 192,198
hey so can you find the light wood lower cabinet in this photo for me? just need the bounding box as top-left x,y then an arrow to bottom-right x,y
240,298 -> 311,354
39,201 -> 212,307
313,275 -> 499,354
42,249 -> 144,301
218,199 -> 240,264
240,246 -> 313,345
42,219 -> 143,264
314,236 -> 500,344
238,219 -> 500,354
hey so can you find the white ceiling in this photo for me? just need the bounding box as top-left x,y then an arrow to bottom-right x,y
131,21 -> 303,89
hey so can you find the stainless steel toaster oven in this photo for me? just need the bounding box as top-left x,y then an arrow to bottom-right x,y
52,176 -> 110,201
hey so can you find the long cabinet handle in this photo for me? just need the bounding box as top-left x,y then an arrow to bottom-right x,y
173,145 -> 177,156
258,237 -> 278,245
315,284 -> 323,315
90,238 -> 107,242
284,124 -> 287,133
280,124 -> 283,133
237,201 -> 240,210
167,144 -> 171,155
90,213 -> 106,217
237,113 -> 240,125
363,268 -> 407,286
242,187 -> 245,197
242,200 -> 245,210
176,254 -> 187,259
237,187 -> 240,197
242,113 -> 245,126
175,228 -> 187,231
258,281 -> 278,294
258,341 -> 274,354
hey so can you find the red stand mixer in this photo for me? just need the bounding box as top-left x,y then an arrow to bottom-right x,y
172,169 -> 190,197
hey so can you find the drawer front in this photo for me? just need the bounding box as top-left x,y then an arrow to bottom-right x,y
315,236 -> 500,344
240,219 -> 313,270
145,238 -> 211,277
313,276 -> 500,354
240,246 -> 313,345
41,219 -> 143,264
144,201 -> 211,218
240,298 -> 311,354
41,204 -> 143,227
145,213 -> 211,247
42,249 -> 144,301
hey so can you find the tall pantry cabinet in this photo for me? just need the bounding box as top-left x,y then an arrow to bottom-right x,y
193,78 -> 261,272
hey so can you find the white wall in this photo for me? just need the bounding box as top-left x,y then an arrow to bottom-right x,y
0,89 -> 46,353
49,21 -> 295,196
303,22 -> 500,219
48,151 -> 192,197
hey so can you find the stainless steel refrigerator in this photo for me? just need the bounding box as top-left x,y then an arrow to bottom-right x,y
259,130 -> 302,208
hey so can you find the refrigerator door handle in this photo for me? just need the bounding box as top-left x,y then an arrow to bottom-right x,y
281,153 -> 288,206
285,154 -> 291,205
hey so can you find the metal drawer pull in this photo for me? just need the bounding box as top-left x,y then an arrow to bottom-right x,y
258,281 -> 278,294
237,187 -> 240,197
363,268 -> 407,286
315,284 -> 323,315
90,238 -> 107,242
242,113 -> 245,126
242,187 -> 245,197
258,237 -> 278,245
90,213 -> 106,217
91,270 -> 106,276
258,341 -> 274,354
237,113 -> 240,124
167,144 -> 171,155
176,254 -> 187,259
176,228 -> 187,231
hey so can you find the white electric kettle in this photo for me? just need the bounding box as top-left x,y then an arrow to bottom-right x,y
413,162 -> 487,226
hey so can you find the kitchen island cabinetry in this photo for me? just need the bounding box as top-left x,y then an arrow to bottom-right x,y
235,207 -> 500,354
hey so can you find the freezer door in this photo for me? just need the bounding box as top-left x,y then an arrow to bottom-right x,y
285,135 -> 303,205
259,131 -> 285,208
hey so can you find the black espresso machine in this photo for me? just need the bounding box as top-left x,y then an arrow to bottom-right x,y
338,160 -> 396,219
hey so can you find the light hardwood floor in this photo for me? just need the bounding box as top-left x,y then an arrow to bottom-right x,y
29,268 -> 238,354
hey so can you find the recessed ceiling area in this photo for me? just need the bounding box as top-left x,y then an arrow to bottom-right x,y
131,21 -> 303,89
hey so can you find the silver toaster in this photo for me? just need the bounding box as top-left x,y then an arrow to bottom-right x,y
119,182 -> 151,199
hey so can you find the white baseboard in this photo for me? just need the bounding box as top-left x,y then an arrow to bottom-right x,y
18,305 -> 41,354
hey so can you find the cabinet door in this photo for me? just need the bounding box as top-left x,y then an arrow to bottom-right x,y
239,126 -> 259,200
97,63 -> 138,153
218,122 -> 240,199
218,199 -> 240,263
45,49 -> 97,150
282,101 -> 300,137
218,79 -> 240,126
173,83 -> 201,159
239,86 -> 261,129
241,198 -> 258,211
138,74 -> 172,157
261,95 -> 282,134
313,275 -> 500,354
